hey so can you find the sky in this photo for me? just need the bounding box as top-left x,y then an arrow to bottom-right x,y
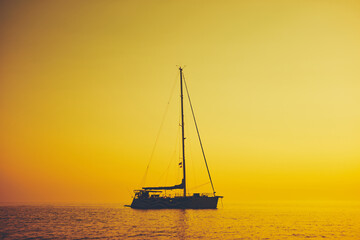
1,0 -> 360,204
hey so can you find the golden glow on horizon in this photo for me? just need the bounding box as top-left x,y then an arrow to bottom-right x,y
1,0 -> 360,203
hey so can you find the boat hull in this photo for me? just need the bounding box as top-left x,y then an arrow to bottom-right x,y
131,196 -> 220,209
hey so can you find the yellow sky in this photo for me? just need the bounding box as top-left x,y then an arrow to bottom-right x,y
1,0 -> 360,203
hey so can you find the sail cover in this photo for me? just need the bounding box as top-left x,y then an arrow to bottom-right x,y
142,179 -> 184,190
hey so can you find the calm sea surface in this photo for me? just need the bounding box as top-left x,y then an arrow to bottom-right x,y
1,202 -> 359,239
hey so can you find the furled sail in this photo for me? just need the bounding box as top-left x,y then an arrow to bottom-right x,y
142,179 -> 184,190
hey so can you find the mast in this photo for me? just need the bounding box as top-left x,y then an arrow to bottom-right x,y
180,67 -> 186,197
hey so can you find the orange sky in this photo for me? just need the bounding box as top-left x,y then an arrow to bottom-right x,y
1,0 -> 360,204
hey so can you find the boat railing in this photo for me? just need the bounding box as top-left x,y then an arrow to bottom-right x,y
197,193 -> 214,197
147,192 -> 215,198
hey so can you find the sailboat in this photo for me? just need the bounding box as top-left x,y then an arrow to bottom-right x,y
130,67 -> 223,209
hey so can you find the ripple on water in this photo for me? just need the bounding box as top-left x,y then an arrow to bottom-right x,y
0,203 -> 359,239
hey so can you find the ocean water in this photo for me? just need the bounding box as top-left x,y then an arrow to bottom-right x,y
1,202 -> 359,239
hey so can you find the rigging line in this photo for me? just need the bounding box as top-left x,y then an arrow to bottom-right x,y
188,181 -> 210,191
140,73 -> 178,187
183,74 -> 216,196
156,122 -> 181,186
184,112 -> 198,189
165,126 -> 181,185
126,186 -> 134,198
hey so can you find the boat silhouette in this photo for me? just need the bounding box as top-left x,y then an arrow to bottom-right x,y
130,67 -> 223,209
